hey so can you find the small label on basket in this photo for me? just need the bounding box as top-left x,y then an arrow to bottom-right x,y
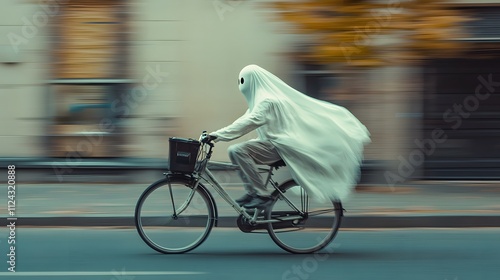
176,151 -> 191,164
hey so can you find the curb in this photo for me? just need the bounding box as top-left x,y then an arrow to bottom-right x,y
4,215 -> 500,228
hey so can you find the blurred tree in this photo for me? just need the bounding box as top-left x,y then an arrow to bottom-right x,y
266,0 -> 472,68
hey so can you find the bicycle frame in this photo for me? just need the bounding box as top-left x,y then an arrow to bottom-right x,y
137,133 -> 343,254
177,139 -> 306,225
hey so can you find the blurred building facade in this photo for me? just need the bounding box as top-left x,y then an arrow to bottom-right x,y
0,0 -> 499,182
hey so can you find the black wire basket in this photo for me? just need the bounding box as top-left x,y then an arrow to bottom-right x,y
168,137 -> 201,173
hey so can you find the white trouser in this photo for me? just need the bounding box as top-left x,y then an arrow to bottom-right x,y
228,140 -> 281,196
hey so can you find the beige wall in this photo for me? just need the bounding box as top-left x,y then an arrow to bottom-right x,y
129,0 -> 296,161
0,0 -> 295,160
0,0 -> 51,157
0,0 -> 414,165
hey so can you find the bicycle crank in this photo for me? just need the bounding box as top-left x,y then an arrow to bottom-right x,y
236,215 -> 267,233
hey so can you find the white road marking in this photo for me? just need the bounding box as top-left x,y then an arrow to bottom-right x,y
0,271 -> 206,276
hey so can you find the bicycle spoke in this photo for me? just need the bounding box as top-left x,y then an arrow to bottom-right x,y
267,181 -> 342,254
135,178 -> 214,254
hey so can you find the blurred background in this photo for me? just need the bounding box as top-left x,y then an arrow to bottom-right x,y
1,0 -> 499,184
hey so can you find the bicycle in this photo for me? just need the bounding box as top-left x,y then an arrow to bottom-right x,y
134,131 -> 344,254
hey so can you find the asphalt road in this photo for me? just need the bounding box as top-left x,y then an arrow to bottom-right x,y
1,227 -> 499,280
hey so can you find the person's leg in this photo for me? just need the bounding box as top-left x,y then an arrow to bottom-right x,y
228,140 -> 281,202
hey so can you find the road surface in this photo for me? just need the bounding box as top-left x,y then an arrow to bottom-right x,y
1,227 -> 499,280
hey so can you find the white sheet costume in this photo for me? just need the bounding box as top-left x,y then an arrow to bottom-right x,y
211,65 -> 370,202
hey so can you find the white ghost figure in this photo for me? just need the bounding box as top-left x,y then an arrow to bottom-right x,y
212,64 -> 371,202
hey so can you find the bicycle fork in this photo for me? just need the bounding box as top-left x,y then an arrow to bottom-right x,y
166,176 -> 198,219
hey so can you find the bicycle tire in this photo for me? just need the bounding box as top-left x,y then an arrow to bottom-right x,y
266,180 -> 343,254
135,176 -> 215,254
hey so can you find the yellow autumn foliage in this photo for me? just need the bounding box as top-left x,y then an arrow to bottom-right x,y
267,0 -> 472,67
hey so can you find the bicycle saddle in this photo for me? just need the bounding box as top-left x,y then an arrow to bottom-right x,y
269,159 -> 286,167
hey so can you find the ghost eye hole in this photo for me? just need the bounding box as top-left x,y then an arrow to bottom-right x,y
239,77 -> 244,85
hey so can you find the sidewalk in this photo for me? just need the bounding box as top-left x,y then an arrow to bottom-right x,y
2,180 -> 499,228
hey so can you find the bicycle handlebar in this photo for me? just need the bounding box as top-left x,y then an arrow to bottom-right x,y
200,131 -> 217,144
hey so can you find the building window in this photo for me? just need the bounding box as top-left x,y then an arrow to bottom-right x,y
48,0 -> 130,158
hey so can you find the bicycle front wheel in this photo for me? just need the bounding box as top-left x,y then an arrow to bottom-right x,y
135,177 -> 215,254
267,180 -> 343,254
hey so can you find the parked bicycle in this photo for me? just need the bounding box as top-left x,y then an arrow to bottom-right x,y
134,131 -> 344,254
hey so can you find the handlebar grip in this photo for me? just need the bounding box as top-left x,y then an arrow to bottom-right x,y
201,134 -> 216,143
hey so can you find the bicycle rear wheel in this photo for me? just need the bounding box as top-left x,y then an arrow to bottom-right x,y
135,177 -> 215,254
267,180 -> 342,254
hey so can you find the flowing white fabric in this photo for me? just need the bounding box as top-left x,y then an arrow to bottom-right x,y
212,64 -> 371,202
